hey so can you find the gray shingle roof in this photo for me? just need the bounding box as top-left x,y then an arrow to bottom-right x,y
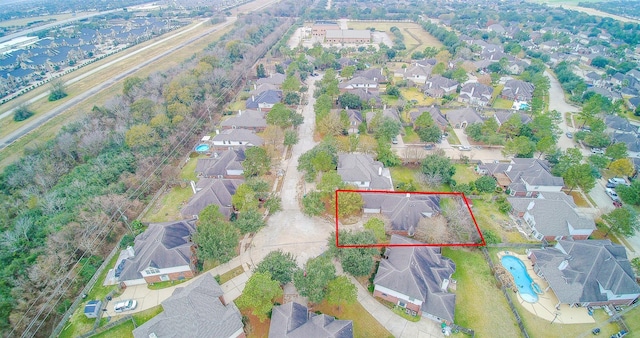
246,90 -> 282,108
213,129 -> 264,146
256,73 -> 286,86
480,158 -> 564,192
445,107 -> 484,126
530,240 -> 640,305
411,106 -> 448,128
133,274 -> 244,338
605,115 -> 635,133
221,109 -> 267,129
493,110 -> 532,126
501,79 -> 535,101
269,302 -> 353,338
612,133 -> 640,152
507,197 -> 595,237
362,193 -> 440,232
195,148 -> 245,178
181,179 -> 242,218
337,153 -> 393,190
118,220 -> 196,282
374,235 -> 456,322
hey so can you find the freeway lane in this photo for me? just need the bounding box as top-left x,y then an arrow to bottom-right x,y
0,17 -> 235,151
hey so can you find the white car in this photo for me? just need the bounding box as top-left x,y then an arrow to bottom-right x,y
605,188 -> 620,201
114,299 -> 137,313
458,146 -> 472,151
591,148 -> 605,154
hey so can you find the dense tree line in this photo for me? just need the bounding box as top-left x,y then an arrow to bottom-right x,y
0,3 -> 307,335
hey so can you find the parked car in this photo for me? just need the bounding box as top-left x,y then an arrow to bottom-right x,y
591,148 -> 605,154
114,299 -> 137,313
423,144 -> 435,150
391,137 -> 398,144
565,132 -> 573,139
606,182 -> 616,188
610,330 -> 627,338
608,178 -> 627,186
606,188 -> 620,201
613,201 -> 623,208
458,146 -> 471,151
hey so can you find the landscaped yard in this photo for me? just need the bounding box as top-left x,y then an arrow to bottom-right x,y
471,198 -> 530,243
444,247 -> 522,338
147,279 -> 188,290
142,185 -> 194,223
445,126 -> 461,144
623,305 -> 640,333
493,97 -> 514,109
400,87 -> 436,106
453,164 -> 478,184
313,300 -> 394,338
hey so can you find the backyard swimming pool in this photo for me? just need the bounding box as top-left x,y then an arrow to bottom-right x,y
501,255 -> 540,303
195,144 -> 210,152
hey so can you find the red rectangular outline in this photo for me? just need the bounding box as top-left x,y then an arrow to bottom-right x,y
335,189 -> 486,248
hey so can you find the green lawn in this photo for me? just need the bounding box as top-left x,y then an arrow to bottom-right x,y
493,98 -> 514,109
400,87 -> 435,106
380,94 -> 399,106
147,279 -> 188,290
623,305 -> 640,333
142,185 -> 194,223
228,100 -> 245,112
444,247 -> 522,337
472,198 -> 530,243
453,164 -> 478,184
219,265 -> 245,284
92,320 -> 135,338
314,300 -> 394,338
445,126 -> 460,144
390,166 -> 417,186
403,126 -> 420,143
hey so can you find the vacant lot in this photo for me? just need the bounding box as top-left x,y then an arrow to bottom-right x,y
347,21 -> 442,54
444,247 -> 522,337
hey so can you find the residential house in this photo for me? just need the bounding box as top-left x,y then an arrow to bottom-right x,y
411,106 -> 448,131
348,88 -> 382,108
250,83 -> 278,96
373,235 -> 456,323
117,220 -> 197,286
628,96 -> 640,110
212,129 -> 264,148
181,178 -> 243,218
423,76 -> 459,98
627,69 -> 640,82
256,73 -> 286,86
337,153 -> 393,190
458,82 -> 493,107
366,106 -> 401,125
133,274 -> 245,338
477,158 -> 564,197
508,196 -> 595,241
355,67 -> 386,83
445,107 -> 484,129
493,110 -> 532,128
339,76 -> 379,91
487,23 -> 506,35
269,302 -> 353,338
612,132 -> 640,153
528,240 -> 640,306
585,87 -> 622,102
585,72 -> 605,87
195,148 -> 245,178
344,109 -> 363,134
604,115 -> 636,133
501,79 -> 535,103
403,64 -> 432,85
221,109 -> 267,131
246,90 -> 282,110
362,193 -> 440,236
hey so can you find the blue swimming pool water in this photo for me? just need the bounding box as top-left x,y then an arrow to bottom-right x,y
501,255 -> 539,303
195,144 -> 210,152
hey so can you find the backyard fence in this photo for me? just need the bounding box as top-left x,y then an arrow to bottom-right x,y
481,247 -> 530,338
76,315 -> 133,338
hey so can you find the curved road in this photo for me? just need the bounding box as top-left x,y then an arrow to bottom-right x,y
0,18 -> 235,150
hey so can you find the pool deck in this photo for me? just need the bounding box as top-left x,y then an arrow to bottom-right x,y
497,251 -> 595,324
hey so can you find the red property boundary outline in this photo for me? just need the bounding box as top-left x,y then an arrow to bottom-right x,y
335,189 -> 486,248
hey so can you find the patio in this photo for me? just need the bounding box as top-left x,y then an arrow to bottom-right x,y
497,251 -> 595,324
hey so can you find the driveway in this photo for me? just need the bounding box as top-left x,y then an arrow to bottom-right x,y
249,74 -> 335,268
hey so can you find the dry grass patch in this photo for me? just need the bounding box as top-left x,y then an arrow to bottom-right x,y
568,190 -> 591,207
241,308 -> 271,338
473,198 -> 529,243
401,87 -> 435,106
493,97 -> 514,109
347,21 -> 443,51
142,185 -> 194,223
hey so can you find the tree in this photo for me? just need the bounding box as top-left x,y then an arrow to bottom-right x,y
421,153 -> 456,185
335,190 -> 364,219
340,65 -> 356,79
617,181 -> 640,205
386,85 -> 400,97
563,164 -> 596,192
302,191 -> 325,216
282,75 -> 301,92
416,125 -> 441,143
243,147 -> 271,177
293,256 -> 336,303
235,272 -> 282,322
326,276 -> 357,309
255,250 -> 299,285
275,63 -> 285,74
605,143 -> 628,161
267,103 -> 295,128
284,92 -> 300,105
552,148 -> 584,176
338,93 -> 362,109
317,171 -> 345,196
375,117 -> 402,142
502,136 -> 536,158
193,205 -> 239,264
452,67 -> 468,84
48,80 -> 68,101
588,154 -> 609,170
232,184 -> 259,212
284,130 -> 298,146
256,64 -> 267,78
364,218 -> 386,242
535,136 -> 556,159
335,230 -> 378,276
603,207 -> 640,237
13,104 -> 34,122
432,62 -> 446,75
609,158 -> 634,177
233,209 -> 265,234
125,124 -> 158,150
475,176 -> 496,193
314,94 -> 333,121
376,140 -> 401,167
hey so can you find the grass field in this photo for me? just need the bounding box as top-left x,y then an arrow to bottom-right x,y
347,21 -> 442,54
402,126 -> 420,143
472,198 -> 530,243
400,87 -> 436,106
143,185 -> 194,223
444,247 -> 522,338
91,305 -> 164,338
493,98 -> 514,109
452,164 -> 478,184
0,20 -> 233,170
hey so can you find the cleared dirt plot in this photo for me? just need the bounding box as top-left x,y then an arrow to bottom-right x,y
347,21 -> 443,53
336,190 -> 484,247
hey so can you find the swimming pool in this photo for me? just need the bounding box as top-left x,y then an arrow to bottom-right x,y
501,255 -> 540,303
195,144 -> 210,152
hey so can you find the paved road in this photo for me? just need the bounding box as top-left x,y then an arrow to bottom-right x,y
545,70 -> 582,152
0,18 -> 236,150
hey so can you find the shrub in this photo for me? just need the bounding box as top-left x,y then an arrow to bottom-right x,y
13,105 -> 34,122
